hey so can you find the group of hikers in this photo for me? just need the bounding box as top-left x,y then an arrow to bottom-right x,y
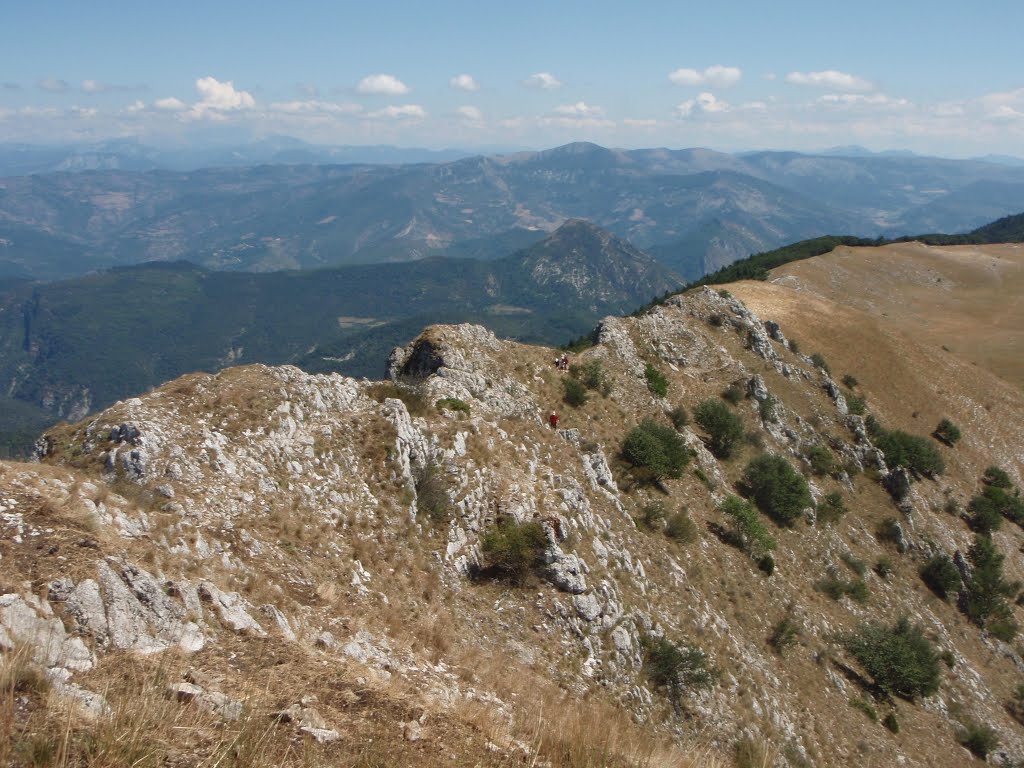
548,353 -> 571,429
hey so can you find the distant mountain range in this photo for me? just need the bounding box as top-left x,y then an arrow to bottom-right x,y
4,141 -> 1024,282
0,219 -> 680,456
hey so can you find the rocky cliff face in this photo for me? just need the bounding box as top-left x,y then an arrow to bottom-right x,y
2,284 -> 1023,767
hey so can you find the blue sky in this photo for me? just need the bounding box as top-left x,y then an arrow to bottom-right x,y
3,0 -> 1024,156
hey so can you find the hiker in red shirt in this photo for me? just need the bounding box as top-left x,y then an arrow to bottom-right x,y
548,411 -> 559,429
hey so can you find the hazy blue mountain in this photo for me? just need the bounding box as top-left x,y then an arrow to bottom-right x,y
0,220 -> 680,454
3,141 -> 1024,282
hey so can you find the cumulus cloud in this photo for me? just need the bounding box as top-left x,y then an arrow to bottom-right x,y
553,101 -> 604,118
194,76 -> 255,111
368,104 -> 426,119
820,93 -> 909,108
356,74 -> 410,95
81,79 -> 107,94
675,92 -> 730,117
668,65 -> 742,88
450,74 -> 480,92
786,70 -> 873,92
524,72 -> 562,90
38,78 -> 70,93
154,97 -> 187,111
979,88 -> 1024,120
456,105 -> 483,121
269,100 -> 363,116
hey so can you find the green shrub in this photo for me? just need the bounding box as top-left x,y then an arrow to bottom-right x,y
415,458 -> 450,523
758,394 -> 778,423
562,376 -> 588,407
664,510 -> 698,543
741,454 -> 813,527
478,518 -> 549,586
816,491 -> 847,524
366,381 -> 430,417
644,363 -> 669,397
435,397 -> 470,414
883,712 -> 900,733
846,391 -> 867,416
840,551 -> 867,577
668,405 -> 689,430
876,517 -> 907,552
810,352 -> 831,374
971,479 -> 1024,527
920,554 -> 962,600
849,696 -> 878,721
788,339 -> 800,354
805,443 -> 837,476
841,617 -> 941,700
968,494 -> 1004,534
983,465 -> 1013,489
817,568 -> 869,603
621,419 -> 690,481
768,614 -> 800,655
642,636 -> 714,706
708,312 -> 725,328
841,374 -> 859,389
638,501 -> 667,531
570,359 -> 609,394
721,383 -> 744,405
757,554 -> 776,576
875,557 -> 894,578
720,495 -> 776,557
870,420 -> 945,477
962,534 -> 1019,638
694,399 -> 745,458
932,418 -> 961,446
958,720 -> 999,760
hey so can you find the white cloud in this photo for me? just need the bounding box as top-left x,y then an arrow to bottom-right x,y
785,70 -> 873,92
524,72 -> 562,90
356,74 -> 410,95
154,97 -> 187,111
675,92 -> 730,117
668,65 -> 742,88
450,74 -> 480,92
38,78 -> 70,93
194,76 -> 255,111
368,104 -> 426,119
456,105 -> 483,121
820,93 -> 909,108
623,118 -> 659,127
81,79 -> 107,94
269,100 -> 363,116
553,101 -> 604,118
979,88 -> 1024,120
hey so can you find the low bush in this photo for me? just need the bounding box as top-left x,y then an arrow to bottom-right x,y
962,534 -> 1019,638
846,391 -> 867,416
875,557 -> 894,578
644,363 -> 669,397
983,465 -> 1013,489
638,501 -> 667,531
805,443 -> 837,476
668,404 -> 689,430
758,394 -> 778,423
721,383 -> 745,405
971,473 -> 1024,527
622,419 -> 691,481
741,454 -> 813,527
932,418 -> 962,446
883,712 -> 900,733
414,458 -> 451,523
810,352 -> 831,374
365,381 -> 430,417
769,614 -> 800,655
569,359 -> 610,395
958,720 -> 999,760
664,510 -> 698,543
841,374 -> 859,389
967,494 -> 1003,534
720,495 -> 776,557
817,568 -> 869,603
563,377 -> 589,407
477,518 -> 549,586
816,491 -> 847,525
920,554 -> 962,600
840,551 -> 867,577
841,617 -> 941,700
868,417 -> 945,477
694,399 -> 745,459
849,696 -> 878,722
435,397 -> 470,414
642,636 -> 714,706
